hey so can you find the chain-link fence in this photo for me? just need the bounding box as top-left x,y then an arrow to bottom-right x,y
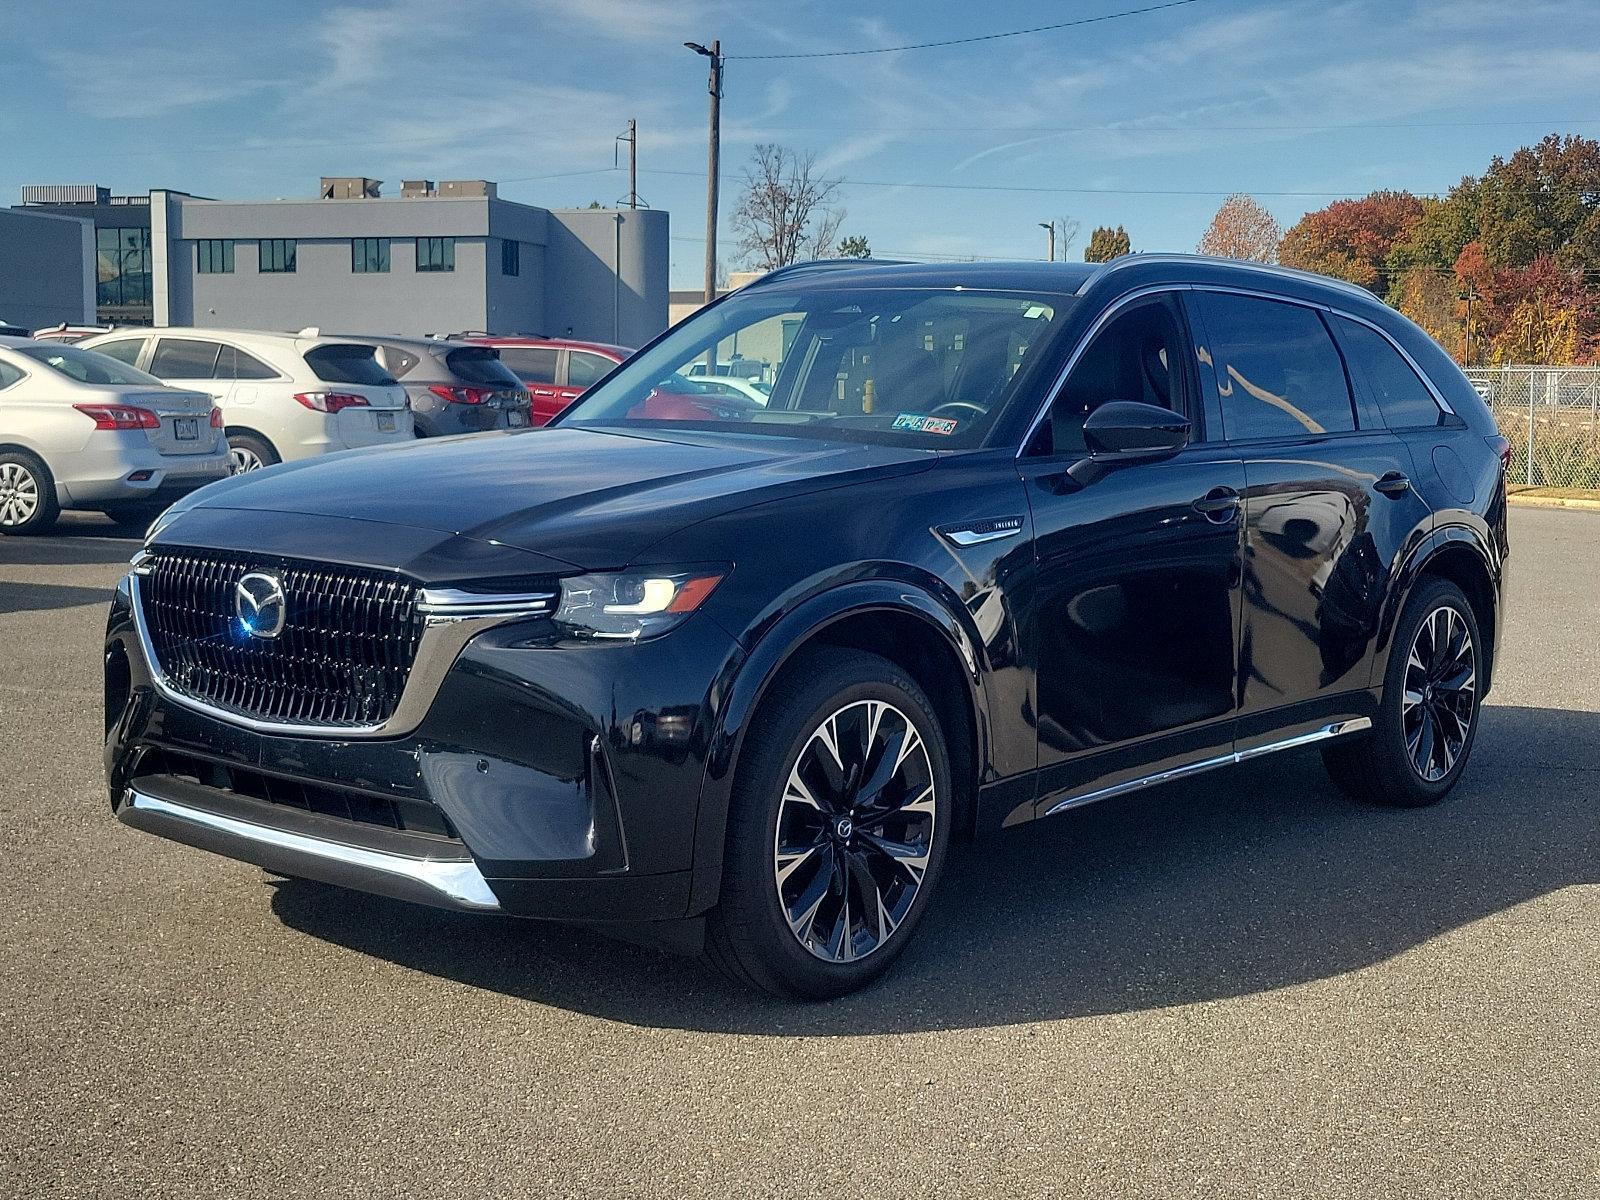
1463,365 -> 1600,489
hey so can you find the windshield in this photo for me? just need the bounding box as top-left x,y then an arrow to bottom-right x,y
557,286 -> 1074,448
14,343 -> 164,386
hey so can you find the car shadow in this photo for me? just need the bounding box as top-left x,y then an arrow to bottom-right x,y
0,519 -> 139,568
0,580 -> 117,614
269,703 -> 1598,1033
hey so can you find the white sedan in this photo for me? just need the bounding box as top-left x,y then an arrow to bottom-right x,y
0,338 -> 231,534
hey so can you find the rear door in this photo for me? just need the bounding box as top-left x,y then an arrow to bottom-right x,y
148,337 -> 226,403
1185,289 -> 1433,749
496,345 -> 565,424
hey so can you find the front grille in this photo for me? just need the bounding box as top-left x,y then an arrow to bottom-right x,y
139,549 -> 424,727
136,748 -> 458,840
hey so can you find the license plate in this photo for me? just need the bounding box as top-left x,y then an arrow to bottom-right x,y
174,417 -> 199,440
508,411 -> 527,427
376,412 -> 397,432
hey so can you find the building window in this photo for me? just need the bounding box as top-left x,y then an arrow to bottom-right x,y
501,239 -> 520,276
416,236 -> 456,273
352,237 -> 391,273
259,239 -> 297,273
197,240 -> 235,274
95,227 -> 152,309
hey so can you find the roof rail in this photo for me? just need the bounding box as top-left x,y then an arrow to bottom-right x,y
742,258 -> 916,290
1096,253 -> 1379,303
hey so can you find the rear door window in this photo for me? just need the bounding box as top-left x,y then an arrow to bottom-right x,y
445,347 -> 522,387
303,343 -> 397,386
566,351 -> 614,389
1333,316 -> 1449,429
498,346 -> 559,385
1190,292 -> 1355,440
150,338 -> 224,380
91,338 -> 146,367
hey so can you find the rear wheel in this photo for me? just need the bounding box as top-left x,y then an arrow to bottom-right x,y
0,451 -> 60,535
1323,577 -> 1483,807
707,648 -> 952,999
227,433 -> 278,475
100,501 -> 169,532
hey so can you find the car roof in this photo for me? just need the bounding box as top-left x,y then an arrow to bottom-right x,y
325,334 -> 477,353
470,336 -> 632,357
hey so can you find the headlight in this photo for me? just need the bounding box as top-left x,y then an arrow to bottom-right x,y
553,569 -> 725,640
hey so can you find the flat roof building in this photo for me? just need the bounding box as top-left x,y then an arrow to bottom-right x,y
0,206 -> 96,328
17,180 -> 669,344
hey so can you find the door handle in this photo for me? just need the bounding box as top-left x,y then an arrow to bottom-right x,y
1374,471 -> 1411,497
1192,486 -> 1241,522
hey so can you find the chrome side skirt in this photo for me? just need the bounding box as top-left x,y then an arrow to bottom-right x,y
1042,718 -> 1373,819
117,789 -> 502,912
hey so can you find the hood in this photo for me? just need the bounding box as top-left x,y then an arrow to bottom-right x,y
164,427 -> 935,571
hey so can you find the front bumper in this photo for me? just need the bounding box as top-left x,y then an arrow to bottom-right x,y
105,573 -> 745,921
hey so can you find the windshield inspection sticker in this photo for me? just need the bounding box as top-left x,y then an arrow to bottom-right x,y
892,413 -> 960,435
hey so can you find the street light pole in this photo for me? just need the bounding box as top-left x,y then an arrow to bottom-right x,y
1039,221 -> 1055,262
685,40 -> 723,306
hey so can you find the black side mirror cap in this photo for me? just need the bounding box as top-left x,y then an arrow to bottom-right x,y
1082,400 -> 1191,459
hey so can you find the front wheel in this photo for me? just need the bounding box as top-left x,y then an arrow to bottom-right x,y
707,648 -> 952,999
1323,577 -> 1483,807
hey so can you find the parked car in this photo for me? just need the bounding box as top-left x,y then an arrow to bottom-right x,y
675,373 -> 771,406
79,327 -> 412,473
332,336 -> 532,438
0,337 -> 229,534
105,256 -> 1508,999
462,336 -> 631,424
32,323 -> 120,344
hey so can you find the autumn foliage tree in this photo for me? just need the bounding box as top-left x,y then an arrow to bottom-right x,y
1278,190 -> 1424,291
1083,225 -> 1130,262
1197,194 -> 1282,262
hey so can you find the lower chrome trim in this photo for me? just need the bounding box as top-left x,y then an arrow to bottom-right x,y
117,789 -> 502,912
1043,718 -> 1372,818
127,572 -> 546,739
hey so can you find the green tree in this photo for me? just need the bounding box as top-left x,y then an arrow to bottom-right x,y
1474,134 -> 1600,269
835,235 -> 871,259
1084,225 -> 1130,262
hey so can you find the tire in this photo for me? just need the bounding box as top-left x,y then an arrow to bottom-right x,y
706,648 -> 953,999
100,501 -> 169,532
1323,577 -> 1484,807
0,450 -> 60,535
227,433 -> 279,475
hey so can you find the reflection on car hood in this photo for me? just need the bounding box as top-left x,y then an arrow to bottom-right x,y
164,427 -> 936,570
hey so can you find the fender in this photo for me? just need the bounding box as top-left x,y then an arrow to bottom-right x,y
683,574 -> 995,916
1372,515 -> 1503,694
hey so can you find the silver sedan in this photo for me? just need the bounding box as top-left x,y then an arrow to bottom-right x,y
0,338 -> 231,534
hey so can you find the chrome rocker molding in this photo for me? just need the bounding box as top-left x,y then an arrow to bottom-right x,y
1043,718 -> 1373,819
125,568 -> 555,739
116,788 -> 502,912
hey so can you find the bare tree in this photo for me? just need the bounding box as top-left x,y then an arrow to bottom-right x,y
1197,194 -> 1282,262
732,144 -> 846,269
1055,216 -> 1081,259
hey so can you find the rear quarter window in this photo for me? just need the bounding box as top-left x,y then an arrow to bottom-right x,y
445,347 -> 522,387
303,343 -> 397,386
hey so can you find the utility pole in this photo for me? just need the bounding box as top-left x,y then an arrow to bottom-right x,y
685,40 -> 723,306
1039,221 -> 1055,262
1461,287 -> 1478,365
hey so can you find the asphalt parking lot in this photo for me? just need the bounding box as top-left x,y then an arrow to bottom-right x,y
1,507 -> 1596,1198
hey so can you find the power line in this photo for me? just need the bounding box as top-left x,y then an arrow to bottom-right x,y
743,118 -> 1600,134
727,0 -> 1207,59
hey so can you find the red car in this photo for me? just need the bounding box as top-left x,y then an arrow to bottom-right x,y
461,336 -> 631,425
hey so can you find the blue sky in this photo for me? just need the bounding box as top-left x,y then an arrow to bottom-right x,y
3,0 -> 1597,286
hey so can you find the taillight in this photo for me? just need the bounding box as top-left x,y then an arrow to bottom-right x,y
209,407 -> 225,428
1488,435 -> 1512,470
74,403 -> 159,430
428,385 -> 494,406
294,391 -> 370,413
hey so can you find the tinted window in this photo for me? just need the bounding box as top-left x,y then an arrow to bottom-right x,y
498,346 -> 559,384
1191,292 -> 1354,440
567,351 -> 613,389
216,345 -> 278,381
501,239 -> 520,276
445,347 -> 522,387
92,338 -> 145,366
260,239 -> 297,273
417,237 -> 455,272
352,238 -> 390,273
0,361 -> 22,389
1334,316 -> 1447,429
380,347 -> 422,378
96,227 -> 152,308
197,240 -> 234,274
150,338 -> 223,379
13,344 -> 162,386
303,344 -> 396,386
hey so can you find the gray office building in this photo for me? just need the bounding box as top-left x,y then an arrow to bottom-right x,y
0,203 -> 96,328
17,178 -> 669,344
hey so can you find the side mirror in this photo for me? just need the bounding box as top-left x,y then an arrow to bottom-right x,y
1082,400 -> 1190,459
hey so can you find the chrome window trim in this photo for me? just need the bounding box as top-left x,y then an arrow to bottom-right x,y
127,571 -> 554,738
1042,718 -> 1371,818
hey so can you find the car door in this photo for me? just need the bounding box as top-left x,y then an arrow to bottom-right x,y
497,346 -> 565,424
1185,290 -> 1434,750
147,337 -> 227,404
1019,292 -> 1246,813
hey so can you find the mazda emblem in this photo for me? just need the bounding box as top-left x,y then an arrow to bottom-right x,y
235,571 -> 288,639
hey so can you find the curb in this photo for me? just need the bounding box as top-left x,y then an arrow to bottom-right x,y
1506,493 -> 1600,511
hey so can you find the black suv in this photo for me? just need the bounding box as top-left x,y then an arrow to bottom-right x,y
104,256 -> 1508,999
